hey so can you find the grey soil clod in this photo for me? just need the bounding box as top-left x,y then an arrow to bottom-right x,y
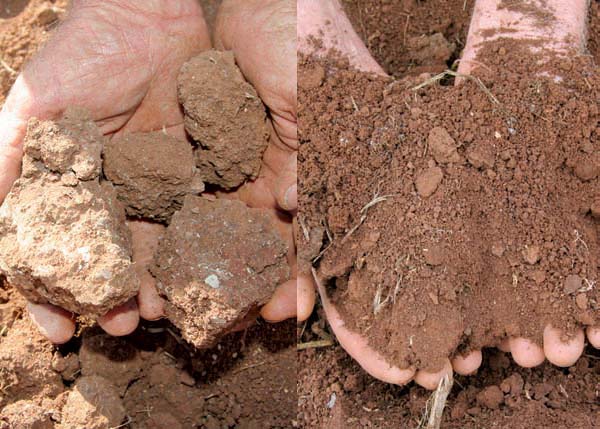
152,196 -> 289,348
0,109 -> 139,317
103,131 -> 195,223
178,49 -> 270,189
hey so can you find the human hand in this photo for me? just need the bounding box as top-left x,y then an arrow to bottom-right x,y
0,0 -> 211,343
212,0 -> 298,322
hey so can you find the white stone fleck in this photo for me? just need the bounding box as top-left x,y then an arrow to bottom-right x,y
204,274 -> 220,289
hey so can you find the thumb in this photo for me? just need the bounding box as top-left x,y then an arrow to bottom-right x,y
273,152 -> 297,212
0,75 -> 38,202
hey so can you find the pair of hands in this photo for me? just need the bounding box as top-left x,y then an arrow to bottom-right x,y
0,0 -> 297,343
298,0 -> 600,390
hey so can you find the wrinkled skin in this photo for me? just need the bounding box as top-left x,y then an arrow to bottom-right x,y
1,0 -> 298,343
298,0 -> 599,389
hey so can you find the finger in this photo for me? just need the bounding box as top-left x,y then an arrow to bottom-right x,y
274,152 -> 297,212
127,220 -> 166,321
137,277 -> 165,321
509,337 -> 545,368
414,360 -> 453,390
313,269 -> 415,385
451,350 -> 483,376
459,0 -> 588,75
0,92 -> 30,201
297,0 -> 386,76
297,274 -> 316,322
260,278 -> 297,322
543,325 -> 585,367
587,326 -> 600,349
27,302 -> 76,344
97,298 -> 139,336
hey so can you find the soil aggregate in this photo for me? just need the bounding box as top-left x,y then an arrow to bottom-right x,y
103,131 -> 196,223
0,110 -> 139,317
178,49 -> 270,190
152,196 -> 289,349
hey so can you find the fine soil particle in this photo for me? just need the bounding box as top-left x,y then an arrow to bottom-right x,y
0,110 -> 139,317
103,131 -> 196,223
178,49 -> 269,189
152,196 -> 289,348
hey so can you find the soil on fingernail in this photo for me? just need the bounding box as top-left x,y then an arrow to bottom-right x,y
299,0 -> 599,427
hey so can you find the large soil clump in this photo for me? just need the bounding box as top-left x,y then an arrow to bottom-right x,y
0,109 -> 138,317
152,196 -> 289,348
178,49 -> 269,189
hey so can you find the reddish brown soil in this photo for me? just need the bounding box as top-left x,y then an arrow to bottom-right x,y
178,49 -> 269,190
298,313 -> 600,428
1,2 -> 296,427
298,0 -> 600,427
103,131 -> 196,223
341,0 -> 475,77
152,196 -> 289,349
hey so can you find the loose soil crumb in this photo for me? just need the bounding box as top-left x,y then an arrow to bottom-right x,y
103,131 -> 196,223
0,110 -> 139,317
300,42 -> 599,371
178,49 -> 269,189
152,196 -> 289,348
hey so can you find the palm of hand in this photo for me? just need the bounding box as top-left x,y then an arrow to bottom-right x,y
12,2 -> 209,137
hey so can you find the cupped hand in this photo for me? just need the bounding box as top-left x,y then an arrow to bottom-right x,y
213,0 -> 298,322
298,0 -> 599,390
0,0 -> 211,343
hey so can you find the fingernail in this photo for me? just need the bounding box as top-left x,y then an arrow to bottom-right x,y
283,184 -> 297,209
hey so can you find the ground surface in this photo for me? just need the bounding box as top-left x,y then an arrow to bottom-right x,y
298,0 -> 600,427
0,1 -> 296,428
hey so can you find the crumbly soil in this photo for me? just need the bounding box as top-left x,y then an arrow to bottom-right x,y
178,49 -> 270,190
152,196 -> 289,349
1,1 -> 296,427
298,0 -> 599,427
0,111 -> 139,317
